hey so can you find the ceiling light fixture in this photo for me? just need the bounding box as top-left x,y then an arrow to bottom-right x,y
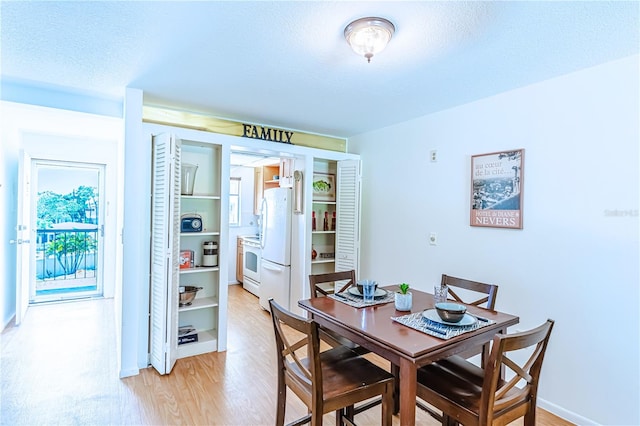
344,17 -> 395,63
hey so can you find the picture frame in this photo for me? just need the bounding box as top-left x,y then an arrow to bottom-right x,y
470,149 -> 524,229
312,172 -> 336,201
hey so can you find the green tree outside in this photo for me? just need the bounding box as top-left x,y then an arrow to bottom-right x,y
38,185 -> 99,275
45,232 -> 97,275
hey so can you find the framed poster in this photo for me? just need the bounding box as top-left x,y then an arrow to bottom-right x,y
470,149 -> 524,229
312,172 -> 336,201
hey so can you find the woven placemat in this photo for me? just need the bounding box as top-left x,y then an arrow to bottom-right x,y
391,311 -> 495,340
329,289 -> 395,308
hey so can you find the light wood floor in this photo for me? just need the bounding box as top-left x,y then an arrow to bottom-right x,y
1,284 -> 573,425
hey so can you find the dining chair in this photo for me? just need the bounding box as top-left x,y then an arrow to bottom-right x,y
309,270 -> 357,297
415,319 -> 555,426
308,271 -> 369,353
441,274 -> 499,310
269,298 -> 394,426
440,274 -> 499,364
308,271 -> 385,416
416,274 -> 500,419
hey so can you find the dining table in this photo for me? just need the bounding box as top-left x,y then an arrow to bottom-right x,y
298,285 -> 519,426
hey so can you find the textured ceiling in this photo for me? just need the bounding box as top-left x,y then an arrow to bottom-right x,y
1,1 -> 638,138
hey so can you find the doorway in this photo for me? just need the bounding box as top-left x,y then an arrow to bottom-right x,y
32,160 -> 105,303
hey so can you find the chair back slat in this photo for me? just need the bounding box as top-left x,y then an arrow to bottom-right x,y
309,270 -> 357,298
442,274 -> 498,310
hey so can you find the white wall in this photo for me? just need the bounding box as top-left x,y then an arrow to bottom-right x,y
348,55 -> 639,425
227,165 -> 260,284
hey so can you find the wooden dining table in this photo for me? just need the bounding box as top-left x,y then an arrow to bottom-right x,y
298,285 -> 519,426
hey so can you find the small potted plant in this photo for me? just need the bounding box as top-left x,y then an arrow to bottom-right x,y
395,283 -> 412,311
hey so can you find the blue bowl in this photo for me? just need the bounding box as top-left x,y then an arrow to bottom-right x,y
435,302 -> 466,323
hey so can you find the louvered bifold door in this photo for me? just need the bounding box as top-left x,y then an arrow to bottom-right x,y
150,133 -> 181,375
335,159 -> 361,273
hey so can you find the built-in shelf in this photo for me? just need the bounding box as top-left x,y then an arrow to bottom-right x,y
179,266 -> 219,274
180,231 -> 220,237
177,329 -> 217,358
178,296 -> 218,312
312,230 -> 335,234
181,195 -> 221,200
312,259 -> 335,264
313,200 -> 336,205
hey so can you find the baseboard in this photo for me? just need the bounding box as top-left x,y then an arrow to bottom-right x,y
2,315 -> 16,332
119,367 -> 140,378
538,397 -> 598,425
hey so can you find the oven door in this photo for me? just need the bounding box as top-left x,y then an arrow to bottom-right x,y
242,240 -> 261,284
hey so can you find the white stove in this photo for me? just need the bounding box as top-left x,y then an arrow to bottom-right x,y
242,236 -> 261,296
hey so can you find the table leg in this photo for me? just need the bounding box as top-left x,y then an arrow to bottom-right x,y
399,358 -> 417,426
391,363 -> 400,414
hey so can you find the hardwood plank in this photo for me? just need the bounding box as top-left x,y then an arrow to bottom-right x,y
1,285 -> 574,425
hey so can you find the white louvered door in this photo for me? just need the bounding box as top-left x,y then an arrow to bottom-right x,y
335,159 -> 361,273
150,133 -> 180,375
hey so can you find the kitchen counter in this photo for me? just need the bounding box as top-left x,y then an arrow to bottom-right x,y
240,235 -> 261,245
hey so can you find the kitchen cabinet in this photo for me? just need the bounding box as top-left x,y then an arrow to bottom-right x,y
150,133 -> 224,374
310,159 -> 361,283
254,164 -> 277,214
236,237 -> 243,283
252,158 -> 294,214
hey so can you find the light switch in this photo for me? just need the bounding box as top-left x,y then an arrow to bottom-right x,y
429,232 -> 437,245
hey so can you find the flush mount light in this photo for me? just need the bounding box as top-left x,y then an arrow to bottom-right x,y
344,17 -> 395,63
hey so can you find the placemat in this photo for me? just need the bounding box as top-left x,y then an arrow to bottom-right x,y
391,310 -> 495,340
329,289 -> 395,308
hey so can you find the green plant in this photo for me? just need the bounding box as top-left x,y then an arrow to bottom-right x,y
398,283 -> 410,294
46,232 -> 97,275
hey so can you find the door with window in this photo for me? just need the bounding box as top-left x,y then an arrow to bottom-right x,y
31,160 -> 105,303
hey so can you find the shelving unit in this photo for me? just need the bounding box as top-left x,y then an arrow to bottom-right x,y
311,160 -> 338,276
176,141 -> 222,359
309,159 -> 362,290
150,133 -> 225,374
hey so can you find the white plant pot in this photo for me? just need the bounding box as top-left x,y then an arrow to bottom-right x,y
394,292 -> 412,311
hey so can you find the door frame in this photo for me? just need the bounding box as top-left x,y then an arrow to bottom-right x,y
15,150 -> 32,325
30,159 -> 106,303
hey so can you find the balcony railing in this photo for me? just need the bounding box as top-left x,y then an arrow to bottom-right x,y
36,228 -> 98,282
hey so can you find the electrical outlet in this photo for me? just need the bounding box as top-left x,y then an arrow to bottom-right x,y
429,232 -> 437,245
430,150 -> 437,162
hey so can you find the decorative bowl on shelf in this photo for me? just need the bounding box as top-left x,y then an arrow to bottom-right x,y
179,286 -> 203,306
435,302 -> 466,323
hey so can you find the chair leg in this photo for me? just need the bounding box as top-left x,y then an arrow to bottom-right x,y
276,374 -> 286,426
523,402 -> 537,426
381,382 -> 393,426
311,405 -> 323,426
335,408 -> 343,426
344,405 -> 355,425
442,413 -> 458,426
391,363 -> 400,414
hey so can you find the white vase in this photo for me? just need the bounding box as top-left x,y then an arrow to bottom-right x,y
394,292 -> 412,311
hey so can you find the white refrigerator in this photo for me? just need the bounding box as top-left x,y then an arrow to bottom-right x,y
258,187 -> 292,311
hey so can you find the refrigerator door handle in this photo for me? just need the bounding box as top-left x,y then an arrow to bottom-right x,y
262,262 -> 283,272
260,197 -> 267,250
